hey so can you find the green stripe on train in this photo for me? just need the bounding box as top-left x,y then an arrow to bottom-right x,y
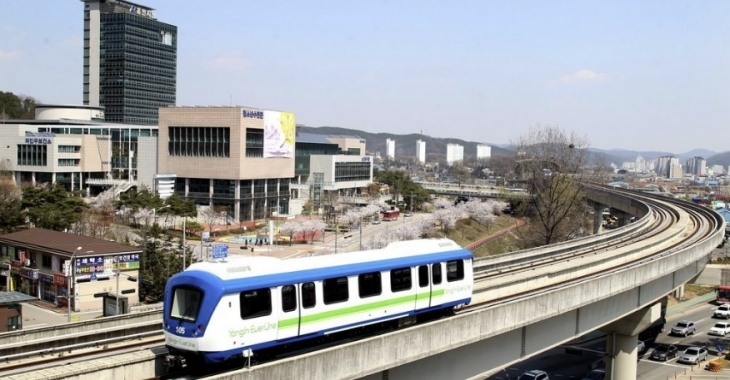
278,289 -> 445,329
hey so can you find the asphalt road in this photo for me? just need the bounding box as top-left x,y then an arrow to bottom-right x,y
481,297 -> 728,380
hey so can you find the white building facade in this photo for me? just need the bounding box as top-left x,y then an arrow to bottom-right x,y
446,143 -> 464,166
386,139 -> 395,160
476,144 -> 491,159
416,140 -> 426,163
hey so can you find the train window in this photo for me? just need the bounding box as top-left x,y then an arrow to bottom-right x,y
323,276 -> 349,305
447,260 -> 464,282
390,267 -> 412,292
281,285 -> 297,312
358,272 -> 382,298
240,288 -> 272,320
432,263 -> 442,285
418,265 -> 429,288
170,286 -> 202,322
302,282 -> 316,309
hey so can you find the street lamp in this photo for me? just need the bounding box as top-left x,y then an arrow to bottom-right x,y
67,246 -> 82,323
152,205 -> 171,226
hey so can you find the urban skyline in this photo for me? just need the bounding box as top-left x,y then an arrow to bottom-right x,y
1,1 -> 728,153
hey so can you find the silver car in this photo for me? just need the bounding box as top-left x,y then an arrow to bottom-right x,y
678,346 -> 708,364
671,320 -> 696,337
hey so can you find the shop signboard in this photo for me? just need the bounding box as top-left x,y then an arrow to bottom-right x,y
39,273 -> 53,283
19,267 -> 38,280
53,273 -> 67,287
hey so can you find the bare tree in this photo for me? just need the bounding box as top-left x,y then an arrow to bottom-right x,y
512,125 -> 591,247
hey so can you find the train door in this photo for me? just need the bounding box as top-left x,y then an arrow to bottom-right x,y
277,285 -> 300,340
430,262 -> 445,307
415,265 -> 431,309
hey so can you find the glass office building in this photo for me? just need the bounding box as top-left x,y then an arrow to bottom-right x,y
83,0 -> 177,125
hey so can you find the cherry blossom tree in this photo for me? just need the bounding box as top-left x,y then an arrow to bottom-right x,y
279,221 -> 304,245
301,219 -> 327,244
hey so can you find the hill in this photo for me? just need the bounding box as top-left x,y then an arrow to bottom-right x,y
297,125 -> 513,160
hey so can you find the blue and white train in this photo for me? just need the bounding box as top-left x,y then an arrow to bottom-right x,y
162,238 -> 473,368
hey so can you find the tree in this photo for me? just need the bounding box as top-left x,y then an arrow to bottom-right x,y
139,233 -> 198,302
449,161 -> 471,186
72,188 -> 115,237
512,126 -> 591,247
0,160 -> 24,233
0,91 -> 37,119
21,183 -> 89,231
115,187 -> 164,226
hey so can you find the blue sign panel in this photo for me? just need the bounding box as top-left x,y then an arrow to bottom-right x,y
212,244 -> 228,259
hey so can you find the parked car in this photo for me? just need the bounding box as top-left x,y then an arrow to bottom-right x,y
404,211 -> 413,217
581,369 -> 605,380
519,370 -> 549,380
372,219 -> 381,225
651,344 -> 678,361
671,320 -> 696,337
637,340 -> 645,353
709,321 -> 730,336
678,346 -> 708,364
715,304 -> 730,319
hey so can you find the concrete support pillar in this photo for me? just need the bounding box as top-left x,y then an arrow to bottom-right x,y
32,172 -> 36,185
184,178 -> 189,196
209,179 -> 214,207
71,172 -> 75,192
51,172 -> 56,184
601,303 -> 661,380
674,285 -> 684,300
593,202 -> 604,234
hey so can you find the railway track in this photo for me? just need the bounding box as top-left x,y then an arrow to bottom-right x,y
2,187 -> 723,379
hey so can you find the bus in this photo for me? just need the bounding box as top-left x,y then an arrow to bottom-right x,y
717,285 -> 730,304
382,208 -> 400,221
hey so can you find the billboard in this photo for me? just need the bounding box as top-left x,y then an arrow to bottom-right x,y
263,111 -> 295,158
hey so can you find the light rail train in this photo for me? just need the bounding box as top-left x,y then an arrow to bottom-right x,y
163,238 -> 473,368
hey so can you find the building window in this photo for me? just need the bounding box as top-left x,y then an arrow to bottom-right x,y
168,127 -> 230,157
334,162 -> 370,182
42,255 -> 52,269
390,267 -> 412,292
17,145 -> 48,166
7,315 -> 21,331
240,288 -> 272,319
447,260 -> 464,282
358,272 -> 382,298
58,145 -> 81,153
323,276 -> 349,305
245,129 -> 263,157
58,159 -> 80,167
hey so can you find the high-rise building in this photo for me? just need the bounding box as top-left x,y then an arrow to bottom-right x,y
635,155 -> 646,172
684,156 -> 706,176
476,144 -> 491,159
83,0 -> 177,125
416,139 -> 426,163
386,138 -> 395,160
446,143 -> 464,166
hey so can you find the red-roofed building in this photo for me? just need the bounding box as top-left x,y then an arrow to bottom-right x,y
0,229 -> 141,314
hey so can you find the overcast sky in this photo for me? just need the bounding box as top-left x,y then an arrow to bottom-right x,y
2,1 -> 729,154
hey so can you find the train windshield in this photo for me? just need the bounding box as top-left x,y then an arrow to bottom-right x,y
170,286 -> 202,322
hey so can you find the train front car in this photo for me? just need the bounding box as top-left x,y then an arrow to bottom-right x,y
162,268 -> 224,369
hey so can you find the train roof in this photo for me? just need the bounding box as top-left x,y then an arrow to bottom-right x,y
185,238 -> 468,281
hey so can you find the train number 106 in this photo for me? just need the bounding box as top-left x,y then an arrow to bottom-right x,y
176,326 -> 185,335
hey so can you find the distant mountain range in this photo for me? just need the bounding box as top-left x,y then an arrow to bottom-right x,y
297,125 -> 730,169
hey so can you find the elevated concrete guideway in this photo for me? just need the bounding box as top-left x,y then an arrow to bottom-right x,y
8,188 -> 723,380
206,187 -> 724,380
